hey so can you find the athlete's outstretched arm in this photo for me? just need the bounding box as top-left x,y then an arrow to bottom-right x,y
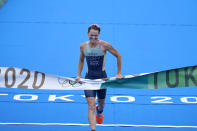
103,42 -> 122,78
76,44 -> 85,81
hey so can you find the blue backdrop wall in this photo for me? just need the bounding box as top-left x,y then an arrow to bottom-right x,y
0,0 -> 197,77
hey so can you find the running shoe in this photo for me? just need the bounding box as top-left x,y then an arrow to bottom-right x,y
96,105 -> 103,124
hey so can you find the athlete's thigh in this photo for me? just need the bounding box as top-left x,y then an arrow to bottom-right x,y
84,90 -> 97,98
97,89 -> 107,99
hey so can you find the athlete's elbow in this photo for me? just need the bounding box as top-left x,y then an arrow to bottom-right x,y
79,57 -> 84,63
80,60 -> 84,65
117,54 -> 121,59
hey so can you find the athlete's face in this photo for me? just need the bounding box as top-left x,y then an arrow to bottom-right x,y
88,29 -> 99,44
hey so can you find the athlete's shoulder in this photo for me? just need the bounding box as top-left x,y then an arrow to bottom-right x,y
80,42 -> 88,53
80,42 -> 88,48
100,40 -> 112,50
80,41 -> 88,46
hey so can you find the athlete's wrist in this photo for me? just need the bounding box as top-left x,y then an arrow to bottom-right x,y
117,72 -> 121,75
75,75 -> 81,82
115,73 -> 122,79
77,73 -> 81,77
76,75 -> 81,78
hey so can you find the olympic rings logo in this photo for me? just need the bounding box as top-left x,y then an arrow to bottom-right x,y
57,78 -> 82,88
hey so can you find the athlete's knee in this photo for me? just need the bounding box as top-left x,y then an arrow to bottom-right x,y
87,97 -> 96,111
88,104 -> 96,111
98,98 -> 105,105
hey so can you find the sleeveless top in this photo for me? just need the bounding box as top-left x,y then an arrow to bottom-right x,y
84,40 -> 107,79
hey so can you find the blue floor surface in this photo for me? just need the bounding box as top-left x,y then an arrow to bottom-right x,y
0,87 -> 197,131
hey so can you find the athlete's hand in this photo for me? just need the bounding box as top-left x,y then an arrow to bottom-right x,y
115,74 -> 122,79
75,76 -> 81,82
132,74 -> 140,77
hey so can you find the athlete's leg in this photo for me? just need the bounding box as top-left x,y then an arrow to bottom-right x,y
97,89 -> 107,112
86,97 -> 96,130
97,98 -> 105,113
96,89 -> 106,124
84,90 -> 97,130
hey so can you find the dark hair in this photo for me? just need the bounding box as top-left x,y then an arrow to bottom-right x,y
88,24 -> 100,33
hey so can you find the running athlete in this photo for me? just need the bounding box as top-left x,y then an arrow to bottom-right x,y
76,24 -> 122,131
